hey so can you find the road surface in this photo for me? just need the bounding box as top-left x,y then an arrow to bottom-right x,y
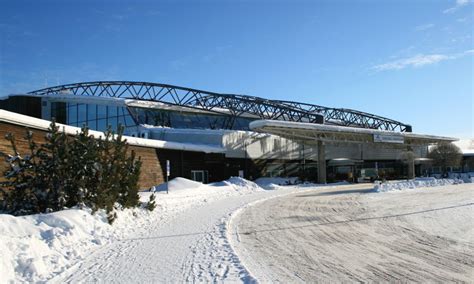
230,183 -> 474,282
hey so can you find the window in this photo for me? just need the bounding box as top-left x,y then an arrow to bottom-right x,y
191,170 -> 208,183
50,102 -> 67,123
68,103 -> 78,126
78,104 -> 87,123
97,119 -> 107,131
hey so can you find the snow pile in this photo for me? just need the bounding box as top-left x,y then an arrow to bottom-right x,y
374,178 -> 464,192
254,177 -> 300,189
152,177 -> 203,192
0,208 -> 114,283
254,178 -> 350,190
0,177 -> 272,283
448,172 -> 474,183
211,177 -> 264,192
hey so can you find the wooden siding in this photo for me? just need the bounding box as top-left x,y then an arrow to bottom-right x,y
0,121 -> 163,190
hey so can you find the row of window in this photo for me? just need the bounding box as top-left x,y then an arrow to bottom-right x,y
131,108 -> 256,130
55,102 -> 257,131
64,103 -> 136,131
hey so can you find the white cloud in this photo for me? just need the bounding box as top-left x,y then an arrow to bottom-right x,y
373,54 -> 451,71
443,0 -> 472,13
415,23 -> 435,31
372,50 -> 474,71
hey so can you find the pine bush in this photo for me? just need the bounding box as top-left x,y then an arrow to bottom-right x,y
0,121 -> 143,223
145,193 -> 156,211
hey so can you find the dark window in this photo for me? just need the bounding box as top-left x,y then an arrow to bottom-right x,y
51,102 -> 67,123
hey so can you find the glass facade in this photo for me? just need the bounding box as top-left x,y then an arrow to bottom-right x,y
64,103 -> 136,132
51,101 -> 257,132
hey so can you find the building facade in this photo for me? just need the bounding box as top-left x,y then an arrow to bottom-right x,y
0,81 -> 456,187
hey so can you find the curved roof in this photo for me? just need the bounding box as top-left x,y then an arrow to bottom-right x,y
28,81 -> 411,132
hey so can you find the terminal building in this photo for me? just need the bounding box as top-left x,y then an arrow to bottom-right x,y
0,81 -> 457,188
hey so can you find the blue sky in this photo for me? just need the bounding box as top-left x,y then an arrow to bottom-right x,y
1,0 -> 472,137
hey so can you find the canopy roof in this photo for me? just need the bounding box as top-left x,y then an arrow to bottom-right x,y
250,120 -> 456,146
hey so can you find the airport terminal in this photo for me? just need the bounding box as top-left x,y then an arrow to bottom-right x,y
0,81 -> 459,187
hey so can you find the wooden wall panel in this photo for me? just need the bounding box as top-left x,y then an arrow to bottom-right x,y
0,122 -> 163,190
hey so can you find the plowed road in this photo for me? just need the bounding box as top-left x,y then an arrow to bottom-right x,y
230,184 -> 474,282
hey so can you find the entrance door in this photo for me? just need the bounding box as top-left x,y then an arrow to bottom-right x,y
191,170 -> 208,183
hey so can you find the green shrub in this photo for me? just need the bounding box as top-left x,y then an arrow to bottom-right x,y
0,121 -> 143,223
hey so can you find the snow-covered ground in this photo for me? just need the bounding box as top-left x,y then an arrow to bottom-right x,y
0,177 -> 310,283
1,177 -> 472,283
374,177 -> 465,192
230,182 -> 474,282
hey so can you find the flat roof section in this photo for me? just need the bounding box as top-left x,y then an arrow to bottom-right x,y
249,120 -> 457,146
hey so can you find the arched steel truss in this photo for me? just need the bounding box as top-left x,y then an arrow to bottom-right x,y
28,81 -> 411,132
273,100 -> 412,132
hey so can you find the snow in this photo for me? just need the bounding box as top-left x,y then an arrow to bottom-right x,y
254,177 -> 300,189
152,177 -> 203,192
151,177 -> 263,194
374,177 -> 465,192
447,172 -> 474,183
0,208 -> 113,283
211,177 -> 263,192
0,177 -> 301,283
254,177 -> 350,190
230,183 -> 474,282
2,177 -> 471,283
0,109 -> 224,153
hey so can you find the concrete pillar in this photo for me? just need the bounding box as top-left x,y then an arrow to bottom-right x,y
317,140 -> 326,183
407,155 -> 415,180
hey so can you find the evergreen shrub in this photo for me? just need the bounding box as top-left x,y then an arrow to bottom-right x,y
0,121 -> 149,223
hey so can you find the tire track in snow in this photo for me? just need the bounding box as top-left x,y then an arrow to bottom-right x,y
50,187 -> 307,283
231,184 -> 474,282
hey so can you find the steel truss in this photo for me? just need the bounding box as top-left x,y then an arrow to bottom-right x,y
28,81 -> 411,132
274,100 -> 412,132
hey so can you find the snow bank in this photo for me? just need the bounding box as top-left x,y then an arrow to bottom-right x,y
0,208 -> 113,283
0,177 -> 270,283
374,178 -> 464,192
448,172 -> 474,183
152,177 -> 264,194
152,177 -> 204,192
253,177 -> 349,190
211,177 -> 263,192
254,177 -> 300,189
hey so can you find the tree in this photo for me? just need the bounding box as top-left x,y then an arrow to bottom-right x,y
0,121 -> 147,223
428,142 -> 462,175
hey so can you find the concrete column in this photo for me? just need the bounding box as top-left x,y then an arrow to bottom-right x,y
407,154 -> 415,179
317,140 -> 326,183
